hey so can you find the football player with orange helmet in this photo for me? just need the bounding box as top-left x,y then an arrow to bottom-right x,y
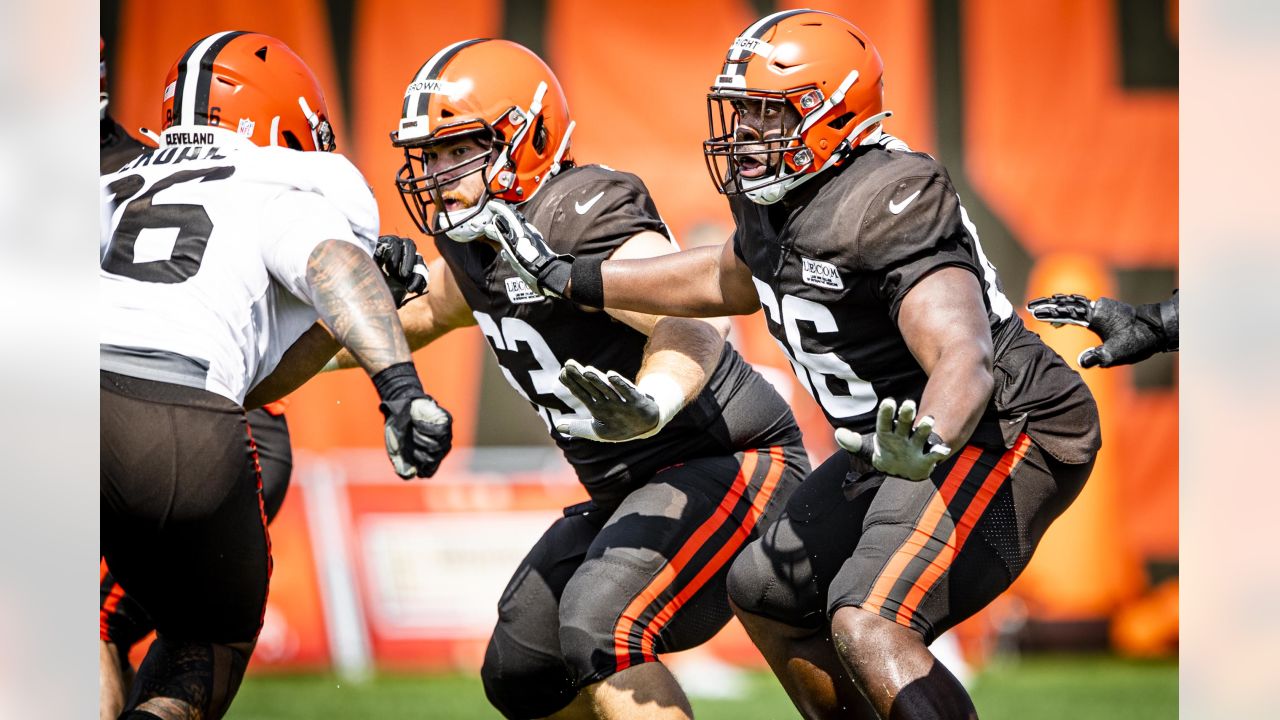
348,38 -> 808,720
97,37 -> 304,720
495,10 -> 1101,719
101,32 -> 450,719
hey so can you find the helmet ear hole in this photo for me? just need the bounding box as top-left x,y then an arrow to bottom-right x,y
281,130 -> 304,150
532,116 -> 548,154
827,112 -> 855,130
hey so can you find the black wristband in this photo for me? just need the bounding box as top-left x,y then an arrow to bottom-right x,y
1134,301 -> 1170,349
1160,291 -> 1179,351
371,362 -> 424,404
569,255 -> 606,308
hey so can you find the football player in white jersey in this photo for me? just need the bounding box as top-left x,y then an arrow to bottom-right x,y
100,32 -> 450,719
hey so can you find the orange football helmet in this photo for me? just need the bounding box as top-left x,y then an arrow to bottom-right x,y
161,31 -> 335,152
391,39 -> 575,238
704,10 -> 890,204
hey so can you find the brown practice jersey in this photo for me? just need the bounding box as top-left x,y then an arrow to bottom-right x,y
437,165 -> 800,506
731,141 -> 1099,463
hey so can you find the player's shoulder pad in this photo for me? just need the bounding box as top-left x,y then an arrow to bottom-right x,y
251,147 -> 380,249
525,164 -> 665,255
829,148 -> 963,271
536,164 -> 653,216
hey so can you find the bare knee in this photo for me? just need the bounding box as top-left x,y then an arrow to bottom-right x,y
830,606 -> 924,662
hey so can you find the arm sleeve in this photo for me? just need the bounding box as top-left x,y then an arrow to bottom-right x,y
259,190 -> 372,306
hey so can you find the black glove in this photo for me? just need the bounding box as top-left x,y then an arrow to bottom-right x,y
372,363 -> 453,478
483,200 -> 575,299
374,235 -> 429,307
1026,293 -> 1174,368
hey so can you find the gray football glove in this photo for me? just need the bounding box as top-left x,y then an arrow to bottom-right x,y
381,395 -> 453,478
834,398 -> 952,482
554,360 -> 662,442
483,200 -> 573,298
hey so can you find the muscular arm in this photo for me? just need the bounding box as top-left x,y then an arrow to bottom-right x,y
589,239 -> 761,317
334,257 -> 475,369
246,256 -> 474,407
601,231 -> 730,406
306,239 -> 411,374
898,266 -> 995,449
243,322 -> 339,408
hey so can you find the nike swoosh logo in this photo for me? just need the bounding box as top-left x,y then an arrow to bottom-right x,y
575,191 -> 605,215
888,189 -> 922,215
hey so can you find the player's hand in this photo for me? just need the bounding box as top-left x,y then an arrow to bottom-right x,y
554,360 -> 663,442
380,394 -> 453,478
484,200 -> 573,298
1026,293 -> 1094,328
834,398 -> 952,482
1026,294 -> 1163,368
374,234 -> 429,307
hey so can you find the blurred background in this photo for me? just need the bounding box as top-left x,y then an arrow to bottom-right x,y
101,0 -> 1178,717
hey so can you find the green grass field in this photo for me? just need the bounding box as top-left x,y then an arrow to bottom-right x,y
230,654 -> 1176,719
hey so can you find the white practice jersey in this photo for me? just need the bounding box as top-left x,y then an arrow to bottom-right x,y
100,130 -> 378,404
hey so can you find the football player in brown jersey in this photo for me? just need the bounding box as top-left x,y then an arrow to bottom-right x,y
265,38 -> 813,720
493,10 -> 1101,720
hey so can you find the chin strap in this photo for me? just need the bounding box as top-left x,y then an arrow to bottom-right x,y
442,202 -> 495,242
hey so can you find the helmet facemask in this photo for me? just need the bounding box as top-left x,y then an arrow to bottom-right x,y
395,120 -> 510,242
705,90 -> 812,205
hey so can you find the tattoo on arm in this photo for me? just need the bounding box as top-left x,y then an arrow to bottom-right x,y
306,240 -> 410,375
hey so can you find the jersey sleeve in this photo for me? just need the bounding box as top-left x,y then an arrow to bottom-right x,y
549,172 -> 670,260
259,190 -> 372,305
849,163 -> 984,318
303,152 -> 380,253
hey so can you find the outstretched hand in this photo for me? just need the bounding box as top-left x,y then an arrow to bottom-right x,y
1027,294 -> 1164,368
554,360 -> 662,442
834,398 -> 951,481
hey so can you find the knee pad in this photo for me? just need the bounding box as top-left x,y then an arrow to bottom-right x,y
558,558 -> 649,687
481,626 -> 577,720
727,539 -> 824,629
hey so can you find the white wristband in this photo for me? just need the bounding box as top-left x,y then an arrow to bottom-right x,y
636,372 -> 687,430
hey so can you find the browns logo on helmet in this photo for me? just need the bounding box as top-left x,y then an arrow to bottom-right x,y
704,10 -> 891,205
392,39 -> 575,240
161,31 -> 336,152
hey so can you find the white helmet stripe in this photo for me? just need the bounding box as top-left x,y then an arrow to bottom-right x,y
180,31 -> 237,127
723,8 -> 813,76
403,38 -> 487,120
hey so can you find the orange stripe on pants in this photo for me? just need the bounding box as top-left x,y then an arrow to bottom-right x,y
638,446 -> 786,661
612,448 -> 763,672
101,582 -> 126,641
860,446 -> 983,616
894,434 -> 1033,627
